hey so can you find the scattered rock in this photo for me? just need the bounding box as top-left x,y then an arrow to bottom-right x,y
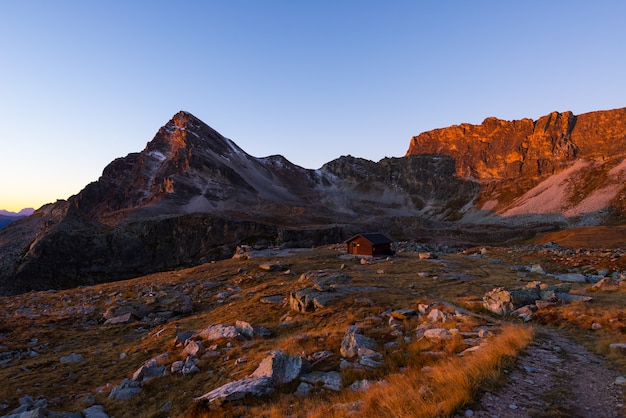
308,350 -> 340,371
60,353 -> 84,363
259,263 -> 290,272
294,382 -> 313,396
83,405 -> 109,418
131,354 -> 170,382
391,309 -> 417,320
300,371 -> 343,391
482,287 -> 514,315
194,377 -> 274,405
235,320 -> 271,339
259,295 -> 284,305
103,312 -> 137,325
250,351 -> 308,385
591,277 -> 620,292
200,324 -> 241,341
182,339 -> 204,357
108,379 -> 142,401
340,326 -> 378,358
554,273 -> 587,283
423,328 -> 454,342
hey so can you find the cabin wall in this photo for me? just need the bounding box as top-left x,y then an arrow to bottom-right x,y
348,237 -> 374,255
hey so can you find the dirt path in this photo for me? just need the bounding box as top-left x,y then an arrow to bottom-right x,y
459,329 -> 625,418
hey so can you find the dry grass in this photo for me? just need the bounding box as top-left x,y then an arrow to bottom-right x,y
357,324 -> 534,418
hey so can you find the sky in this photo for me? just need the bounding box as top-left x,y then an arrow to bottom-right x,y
1,1 -> 626,212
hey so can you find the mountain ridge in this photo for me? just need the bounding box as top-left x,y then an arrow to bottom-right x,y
1,107 -> 625,294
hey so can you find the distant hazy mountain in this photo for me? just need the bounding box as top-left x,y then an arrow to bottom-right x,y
0,208 -> 34,230
0,208 -> 34,217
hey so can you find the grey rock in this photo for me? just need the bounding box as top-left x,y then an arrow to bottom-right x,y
340,325 -> 378,358
108,378 -> 142,401
423,328 -> 453,342
103,312 -> 136,324
554,273 -> 587,283
294,382 -> 313,396
251,351 -> 308,384
300,371 -> 343,391
194,376 -> 274,405
259,295 -> 284,305
83,405 -> 109,418
349,379 -> 372,392
200,324 -> 241,340
131,355 -> 169,382
59,353 -> 84,363
289,288 -> 339,313
235,320 -> 270,339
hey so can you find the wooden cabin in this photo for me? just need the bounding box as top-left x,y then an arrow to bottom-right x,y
345,233 -> 394,256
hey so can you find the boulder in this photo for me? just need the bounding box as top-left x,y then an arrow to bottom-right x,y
482,287 -> 514,315
131,354 -> 170,382
426,308 -> 447,323
108,379 -> 142,401
250,351 -> 308,385
103,312 -> 136,324
182,340 -> 204,357
554,273 -> 587,283
390,309 -> 417,320
194,377 -> 274,405
83,405 -> 109,418
423,328 -> 454,342
200,324 -> 241,341
235,320 -> 272,339
103,303 -> 150,321
259,295 -> 284,305
300,371 -> 343,391
60,353 -> 85,363
289,288 -> 339,313
259,263 -> 290,272
591,278 -> 620,291
308,350 -> 340,371
340,326 -> 378,358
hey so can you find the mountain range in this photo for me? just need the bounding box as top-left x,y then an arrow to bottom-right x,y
0,208 -> 34,229
1,108 -> 625,294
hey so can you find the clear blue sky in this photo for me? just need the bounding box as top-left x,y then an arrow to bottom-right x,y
2,1 -> 626,212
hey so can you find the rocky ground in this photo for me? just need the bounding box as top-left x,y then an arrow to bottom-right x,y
459,330 -> 625,418
0,242 -> 625,417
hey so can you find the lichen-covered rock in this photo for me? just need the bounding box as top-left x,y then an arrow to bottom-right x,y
483,287 -> 515,316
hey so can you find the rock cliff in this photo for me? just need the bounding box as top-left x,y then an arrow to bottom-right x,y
406,108 -> 626,221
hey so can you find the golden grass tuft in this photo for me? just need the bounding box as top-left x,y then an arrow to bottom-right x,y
357,324 -> 534,418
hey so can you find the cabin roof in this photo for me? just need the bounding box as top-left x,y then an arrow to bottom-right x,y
345,233 -> 394,245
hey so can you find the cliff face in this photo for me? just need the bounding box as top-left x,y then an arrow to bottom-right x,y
406,108 -> 626,221
406,108 -> 626,180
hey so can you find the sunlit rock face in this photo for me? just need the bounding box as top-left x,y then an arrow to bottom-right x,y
406,108 -> 626,180
406,107 -> 626,220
